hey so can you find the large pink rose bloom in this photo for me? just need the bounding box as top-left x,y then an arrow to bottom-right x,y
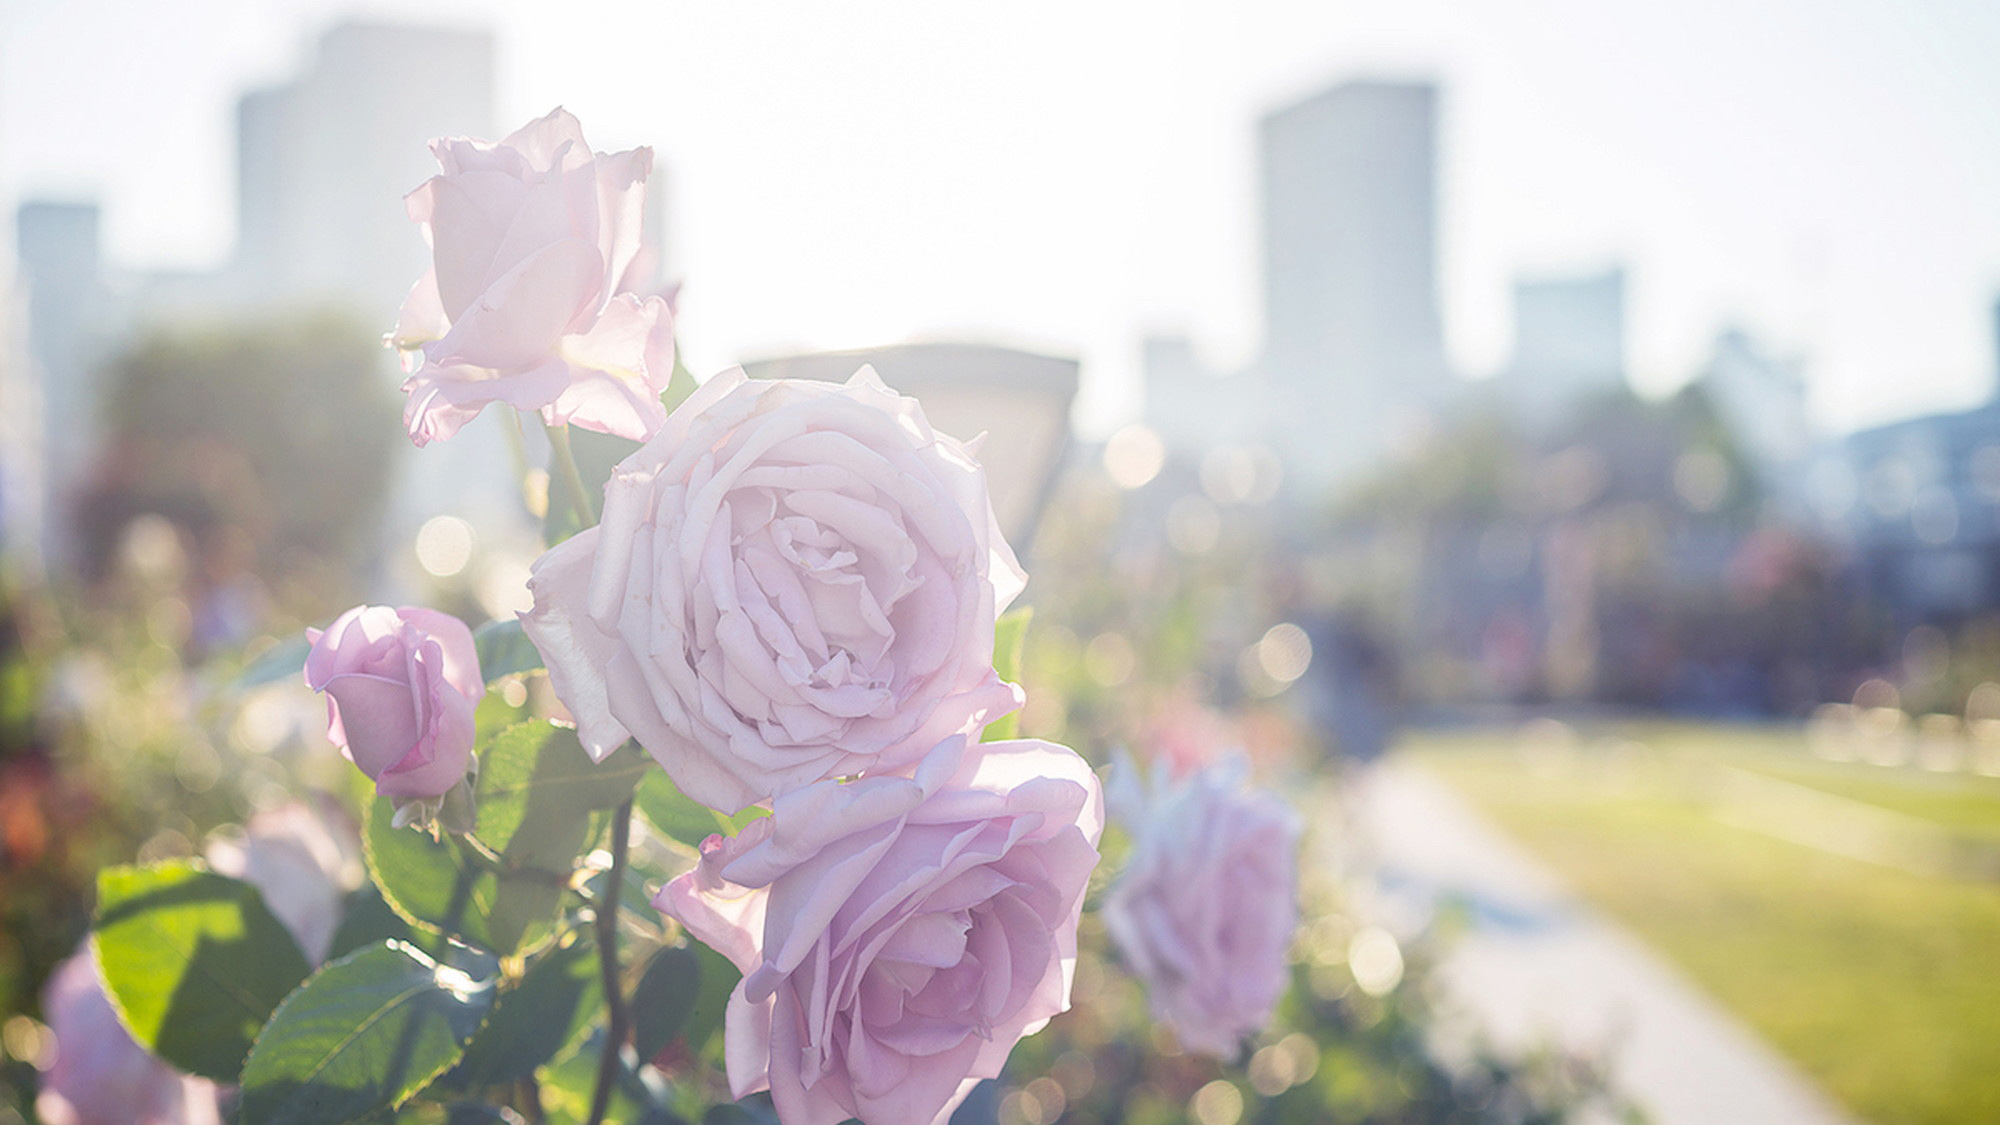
1102,755 -> 1299,1059
36,953 -> 221,1125
522,365 -> 1027,812
393,107 -> 675,446
658,736 -> 1103,1125
305,606 -> 483,800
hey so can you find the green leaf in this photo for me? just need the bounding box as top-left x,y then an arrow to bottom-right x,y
239,940 -> 494,1125
634,771 -> 723,849
363,725 -> 646,956
442,1105 -> 523,1125
663,351 -> 698,413
704,1098 -> 780,1125
450,930 -> 603,1088
472,619 -> 544,684
474,688 -> 530,741
538,1029 -> 674,1125
239,634 -> 311,690
364,796 -> 565,957
718,804 -> 771,835
93,862 -> 312,1081
681,940 -> 740,1060
326,884 -> 416,964
631,945 -> 700,1060
983,606 -> 1032,742
476,724 -> 650,861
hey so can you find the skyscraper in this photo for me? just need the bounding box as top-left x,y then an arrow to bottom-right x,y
1259,80 -> 1449,488
1499,267 -> 1627,430
12,201 -> 112,566
232,22 -> 496,313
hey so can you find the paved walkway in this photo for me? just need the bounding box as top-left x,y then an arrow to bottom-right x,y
1348,763 -> 1861,1125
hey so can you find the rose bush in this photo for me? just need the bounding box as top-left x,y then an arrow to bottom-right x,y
392,107 -> 674,446
304,605 -> 482,806
657,735 -> 1103,1125
39,801 -> 358,1125
1102,755 -> 1299,1058
523,365 -> 1027,813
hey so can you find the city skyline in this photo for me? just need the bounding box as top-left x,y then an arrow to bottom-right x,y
6,0 -> 2000,436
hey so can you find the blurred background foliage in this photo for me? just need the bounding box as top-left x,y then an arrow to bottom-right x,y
78,314 -> 399,608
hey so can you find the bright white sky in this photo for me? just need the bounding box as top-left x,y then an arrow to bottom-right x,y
6,0 -> 2000,435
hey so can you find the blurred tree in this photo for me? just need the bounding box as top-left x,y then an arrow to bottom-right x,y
76,314 -> 399,606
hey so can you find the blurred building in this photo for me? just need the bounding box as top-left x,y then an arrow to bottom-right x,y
1833,299 -> 2000,619
1841,403 -> 2000,617
742,343 -> 1078,551
1258,80 -> 1453,489
1495,267 -> 1627,431
1695,326 -> 1812,514
11,202 -> 118,568
229,22 -> 496,314
6,21 -> 558,592
0,278 -> 40,571
1139,332 -> 1264,455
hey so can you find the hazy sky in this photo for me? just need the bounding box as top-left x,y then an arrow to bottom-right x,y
7,0 -> 2000,434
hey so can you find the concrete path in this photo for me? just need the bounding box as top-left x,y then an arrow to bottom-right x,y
1347,762 -> 1861,1125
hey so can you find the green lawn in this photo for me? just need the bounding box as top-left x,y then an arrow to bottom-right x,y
1404,723 -> 2000,1125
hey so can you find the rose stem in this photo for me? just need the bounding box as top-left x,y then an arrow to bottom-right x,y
585,797 -> 635,1125
543,418 -> 598,526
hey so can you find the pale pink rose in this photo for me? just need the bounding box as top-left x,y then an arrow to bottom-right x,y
206,799 -> 362,964
522,366 -> 1027,813
36,952 -> 222,1125
657,736 -> 1103,1125
1102,755 -> 1299,1059
393,107 -> 675,446
304,606 -> 482,801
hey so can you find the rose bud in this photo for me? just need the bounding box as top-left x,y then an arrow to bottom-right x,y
305,605 -> 483,827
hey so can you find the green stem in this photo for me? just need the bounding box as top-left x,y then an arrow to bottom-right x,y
543,418 -> 598,527
585,798 -> 635,1125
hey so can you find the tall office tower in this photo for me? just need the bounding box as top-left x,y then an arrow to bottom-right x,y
235,22 -> 542,593
1259,80 -> 1450,489
1502,267 -> 1627,430
233,22 -> 496,313
1697,327 -> 1811,513
14,202 -> 112,567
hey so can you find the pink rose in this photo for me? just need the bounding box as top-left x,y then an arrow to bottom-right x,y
1101,756 -> 1299,1058
657,736 -> 1103,1125
36,953 -> 222,1125
206,800 -> 362,964
522,366 -> 1027,813
304,605 -> 482,801
393,107 -> 675,446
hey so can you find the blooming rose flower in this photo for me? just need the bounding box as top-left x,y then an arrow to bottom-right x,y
522,365 -> 1027,812
657,736 -> 1103,1125
305,605 -> 482,802
36,953 -> 222,1125
206,799 -> 363,964
1102,754 -> 1299,1059
393,107 -> 675,446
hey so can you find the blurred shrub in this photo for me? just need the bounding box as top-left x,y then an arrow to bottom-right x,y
76,314 -> 399,598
